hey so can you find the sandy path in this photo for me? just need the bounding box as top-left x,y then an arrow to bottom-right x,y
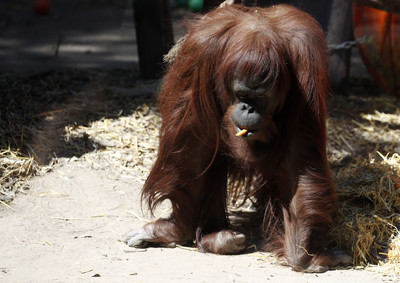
0,158 -> 391,282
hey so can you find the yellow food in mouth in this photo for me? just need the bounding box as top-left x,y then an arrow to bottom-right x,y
236,128 -> 248,136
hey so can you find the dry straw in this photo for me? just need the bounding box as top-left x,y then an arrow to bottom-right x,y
333,153 -> 400,273
0,149 -> 37,206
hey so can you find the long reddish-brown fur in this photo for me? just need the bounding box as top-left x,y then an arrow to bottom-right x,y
126,4 -> 351,272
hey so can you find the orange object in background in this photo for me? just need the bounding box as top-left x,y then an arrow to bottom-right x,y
353,4 -> 400,97
34,0 -> 50,15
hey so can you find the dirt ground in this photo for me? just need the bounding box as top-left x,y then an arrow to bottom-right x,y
0,158 -> 393,283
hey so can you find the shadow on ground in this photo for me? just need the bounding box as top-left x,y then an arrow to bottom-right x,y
0,69 -> 158,164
